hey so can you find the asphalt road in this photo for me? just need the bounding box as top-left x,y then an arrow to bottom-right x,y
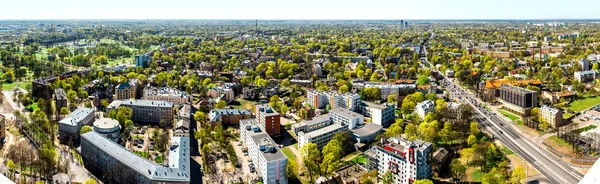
418,33 -> 582,183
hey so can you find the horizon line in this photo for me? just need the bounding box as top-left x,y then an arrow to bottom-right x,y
1,18 -> 600,21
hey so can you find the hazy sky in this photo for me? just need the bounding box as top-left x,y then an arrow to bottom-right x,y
2,0 -> 599,20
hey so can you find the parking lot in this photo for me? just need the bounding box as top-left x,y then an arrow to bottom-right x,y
231,139 -> 259,182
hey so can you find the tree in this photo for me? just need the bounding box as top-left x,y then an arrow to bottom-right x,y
213,123 -> 226,144
60,107 -> 70,118
387,93 -> 398,104
194,111 -> 206,123
7,159 -> 14,178
321,136 -> 343,174
300,142 -> 321,183
417,75 -> 430,85
450,159 -> 466,182
405,124 -> 417,138
382,171 -> 393,184
216,100 -> 226,108
338,85 -> 349,93
510,167 -> 526,184
84,179 -> 97,184
116,107 -> 133,127
386,121 -> 404,137
467,134 -> 477,146
470,121 -> 480,135
3,69 -> 15,83
80,126 -> 93,134
414,179 -> 434,184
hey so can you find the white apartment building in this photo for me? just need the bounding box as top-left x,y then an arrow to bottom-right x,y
208,86 -> 235,102
298,122 -> 347,150
352,82 -> 417,100
143,86 -> 191,104
330,108 -> 363,129
574,70 -> 599,83
306,90 -> 361,111
359,102 -> 396,128
540,105 -> 564,128
291,114 -> 332,135
415,100 -> 435,119
366,137 -> 433,184
240,119 -> 288,184
58,107 -> 95,143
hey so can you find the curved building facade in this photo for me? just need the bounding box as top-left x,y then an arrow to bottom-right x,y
93,118 -> 121,142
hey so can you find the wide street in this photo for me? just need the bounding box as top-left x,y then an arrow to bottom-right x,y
419,32 -> 583,183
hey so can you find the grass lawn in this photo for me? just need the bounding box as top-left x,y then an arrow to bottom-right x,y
341,151 -> 360,161
563,113 -> 575,120
350,155 -> 367,164
501,145 -> 515,155
564,96 -> 600,112
549,135 -> 573,149
26,102 -> 38,112
573,125 -> 598,134
281,147 -> 298,164
231,99 -> 257,111
154,156 -> 164,164
2,81 -> 24,90
470,169 -> 484,182
9,128 -> 22,137
134,151 -> 151,159
498,109 -> 523,124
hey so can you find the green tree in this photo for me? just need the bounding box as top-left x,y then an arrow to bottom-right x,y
467,134 -> 477,146
216,100 -> 226,108
470,121 -> 480,135
382,171 -> 393,184
510,167 -> 526,184
386,120 -> 404,137
338,85 -> 349,93
450,159 -> 466,182
414,179 -> 434,184
84,179 -> 97,184
60,107 -> 70,118
405,124 -> 417,138
387,93 -> 398,103
194,111 -> 206,123
80,126 -> 93,134
300,142 -> 322,183
2,69 -> 15,83
416,75 -> 430,85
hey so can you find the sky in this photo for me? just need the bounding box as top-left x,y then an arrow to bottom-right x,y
2,0 -> 600,20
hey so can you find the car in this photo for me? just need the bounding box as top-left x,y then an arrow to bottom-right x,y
499,130 -> 504,134
244,152 -> 248,156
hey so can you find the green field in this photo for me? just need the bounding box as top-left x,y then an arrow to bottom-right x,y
563,113 -> 575,119
498,109 -> 523,124
501,145 -> 515,155
470,170 -> 484,182
281,147 -> 298,164
350,155 -> 367,164
2,81 -> 24,90
564,96 -> 600,112
549,135 -> 573,148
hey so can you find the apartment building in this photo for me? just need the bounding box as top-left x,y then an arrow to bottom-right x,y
415,100 -> 435,119
480,79 -> 542,102
209,109 -> 253,126
329,92 -> 361,111
54,88 -> 67,118
58,107 -> 95,143
114,79 -> 139,100
81,131 -> 190,184
366,137 -> 433,184
255,104 -> 282,137
143,86 -> 191,104
108,100 -> 174,124
239,119 -> 288,184
330,108 -> 363,129
359,102 -> 396,128
208,86 -> 235,103
298,121 -> 348,150
352,81 -> 417,101
306,90 -> 329,109
540,105 -> 564,128
574,70 -> 599,83
498,84 -> 538,115
291,114 -> 332,135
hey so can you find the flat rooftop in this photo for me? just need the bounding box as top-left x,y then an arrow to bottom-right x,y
58,107 -> 94,126
93,118 -> 120,130
81,131 -> 190,182
240,119 -> 287,162
120,99 -> 174,108
351,123 -> 382,137
299,123 -> 345,138
255,104 -> 280,116
330,108 -> 363,119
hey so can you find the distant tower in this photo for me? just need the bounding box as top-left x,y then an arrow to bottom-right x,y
255,19 -> 259,36
400,20 -> 404,29
404,21 -> 408,29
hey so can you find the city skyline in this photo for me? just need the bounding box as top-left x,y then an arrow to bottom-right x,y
2,0 -> 600,20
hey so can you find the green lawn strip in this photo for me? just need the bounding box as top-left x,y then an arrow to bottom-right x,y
154,156 -> 164,163
350,155 -> 367,164
470,169 -> 484,182
501,145 -> 515,155
281,147 -> 298,166
341,151 -> 360,161
564,96 -> 600,112
2,82 -> 23,90
8,128 -> 22,137
573,125 -> 598,134
549,135 -> 573,149
498,109 -> 520,122
563,113 -> 575,119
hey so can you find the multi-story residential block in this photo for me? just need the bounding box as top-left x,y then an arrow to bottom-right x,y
208,86 -> 235,103
314,63 -> 323,77
58,107 -> 95,143
254,104 -> 282,137
81,131 -> 190,184
292,114 -> 332,135
298,121 -> 348,150
352,81 -> 416,101
209,109 -> 253,126
114,79 -> 139,100
306,90 -> 329,109
242,87 -> 259,100
540,105 -> 564,128
579,59 -> 590,71
107,100 -> 174,124
366,137 -> 433,184
135,51 -> 152,68
143,86 -> 191,104
359,102 -> 396,128
498,84 -> 538,115
415,100 -> 435,119
574,70 -> 599,83
54,88 -> 67,118
480,79 -> 542,102
330,108 -> 363,129
239,119 -> 288,184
